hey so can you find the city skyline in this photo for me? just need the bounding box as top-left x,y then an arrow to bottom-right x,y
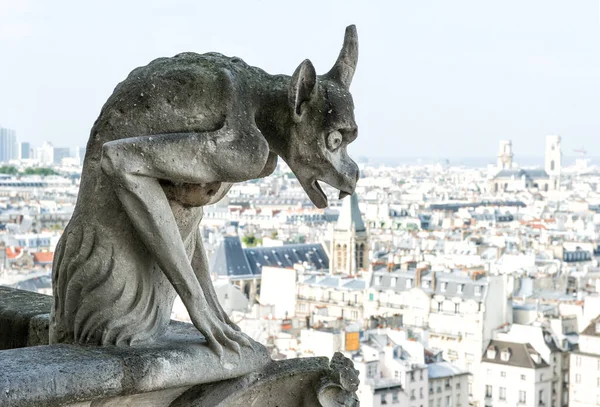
1,1 -> 600,158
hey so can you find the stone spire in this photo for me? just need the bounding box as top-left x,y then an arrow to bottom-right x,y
335,193 -> 365,232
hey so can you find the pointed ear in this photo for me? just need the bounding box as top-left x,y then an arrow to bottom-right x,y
289,59 -> 317,120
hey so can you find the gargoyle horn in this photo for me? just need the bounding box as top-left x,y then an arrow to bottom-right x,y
325,25 -> 359,89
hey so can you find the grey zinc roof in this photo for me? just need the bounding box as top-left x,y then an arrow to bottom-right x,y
482,340 -> 549,369
371,269 -> 489,300
493,168 -> 549,180
335,193 -> 366,232
427,362 -> 469,379
210,237 -> 329,278
244,243 -> 328,275
209,236 -> 254,277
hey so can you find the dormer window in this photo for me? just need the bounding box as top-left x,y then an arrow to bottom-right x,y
406,279 -> 412,289
376,276 -> 382,285
531,353 -> 541,363
441,282 -> 448,292
500,349 -> 511,361
457,284 -> 464,294
474,286 -> 482,296
391,277 -> 397,287
487,347 -> 497,359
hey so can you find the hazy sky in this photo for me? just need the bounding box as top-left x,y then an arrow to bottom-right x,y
1,0 -> 600,159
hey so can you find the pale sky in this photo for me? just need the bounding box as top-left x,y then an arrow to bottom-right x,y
1,0 -> 600,159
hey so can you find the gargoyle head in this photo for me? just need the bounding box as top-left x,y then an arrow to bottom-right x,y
282,25 -> 360,209
317,352 -> 361,407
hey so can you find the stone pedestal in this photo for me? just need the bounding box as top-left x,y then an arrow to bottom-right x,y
0,287 -> 359,406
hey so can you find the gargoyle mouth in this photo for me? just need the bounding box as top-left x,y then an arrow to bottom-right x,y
307,179 -> 352,209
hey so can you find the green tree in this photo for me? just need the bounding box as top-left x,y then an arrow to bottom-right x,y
0,166 -> 18,175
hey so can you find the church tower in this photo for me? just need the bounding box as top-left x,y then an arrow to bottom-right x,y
497,140 -> 513,170
330,193 -> 369,275
545,135 -> 561,189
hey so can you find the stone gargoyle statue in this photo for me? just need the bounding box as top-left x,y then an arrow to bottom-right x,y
50,26 -> 360,358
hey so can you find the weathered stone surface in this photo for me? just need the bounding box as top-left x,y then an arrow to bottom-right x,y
0,286 -> 52,349
50,25 -> 360,360
0,320 -> 269,407
170,352 -> 360,406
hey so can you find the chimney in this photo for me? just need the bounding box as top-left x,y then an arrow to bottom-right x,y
416,268 -> 422,287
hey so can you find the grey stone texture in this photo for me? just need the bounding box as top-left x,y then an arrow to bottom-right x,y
0,24 -> 362,406
50,25 -> 360,359
0,288 -> 270,407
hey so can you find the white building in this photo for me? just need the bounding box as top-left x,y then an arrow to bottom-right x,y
260,266 -> 297,319
427,362 -> 470,407
365,269 -> 511,405
496,323 -> 570,407
481,339 -> 552,407
569,314 -> 600,407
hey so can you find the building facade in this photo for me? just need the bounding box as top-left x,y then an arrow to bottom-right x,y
569,315 -> 600,407
481,340 -> 552,407
0,127 -> 17,163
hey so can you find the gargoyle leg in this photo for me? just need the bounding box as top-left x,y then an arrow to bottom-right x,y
100,130 -> 260,357
192,231 -> 241,331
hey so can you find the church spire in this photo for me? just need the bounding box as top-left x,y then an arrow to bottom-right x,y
335,193 -> 365,233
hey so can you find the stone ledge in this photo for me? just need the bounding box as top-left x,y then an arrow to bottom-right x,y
0,286 -> 53,349
0,286 -> 271,407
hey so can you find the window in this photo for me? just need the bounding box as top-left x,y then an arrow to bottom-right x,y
441,282 -> 448,292
411,372 -> 415,382
437,398 -> 441,407
445,395 -> 451,407
474,286 -> 482,295
456,394 -> 460,407
519,390 -> 526,403
575,374 -> 581,383
391,277 -> 397,286
429,383 -> 434,395
394,370 -> 399,379
445,378 -> 451,388
576,356 -> 582,367
457,284 -> 463,293
597,377 -> 600,387
420,369 -> 424,381
539,390 -> 544,404
420,387 -> 424,399
369,292 -> 374,301
500,350 -> 510,361
406,279 -> 412,288
485,385 -> 492,398
392,392 -> 399,403
486,369 -> 492,376
500,371 -> 506,377
499,387 -> 506,401
454,303 -> 459,314
381,393 -> 387,405
521,374 -> 526,381
411,389 -> 415,400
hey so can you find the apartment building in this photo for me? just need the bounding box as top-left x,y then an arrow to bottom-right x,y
481,340 -> 552,407
570,315 -> 600,407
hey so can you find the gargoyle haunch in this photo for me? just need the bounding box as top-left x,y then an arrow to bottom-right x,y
50,26 -> 360,357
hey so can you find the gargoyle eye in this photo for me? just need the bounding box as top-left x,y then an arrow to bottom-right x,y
326,130 -> 343,151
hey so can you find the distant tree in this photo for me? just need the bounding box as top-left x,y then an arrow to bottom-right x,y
242,234 -> 257,247
270,231 -> 278,240
22,167 -> 58,176
0,166 -> 18,175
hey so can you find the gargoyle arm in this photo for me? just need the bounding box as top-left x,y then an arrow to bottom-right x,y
100,125 -> 266,357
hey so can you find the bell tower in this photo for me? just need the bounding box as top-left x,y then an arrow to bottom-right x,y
330,193 -> 369,274
497,140 -> 513,170
545,135 -> 561,189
